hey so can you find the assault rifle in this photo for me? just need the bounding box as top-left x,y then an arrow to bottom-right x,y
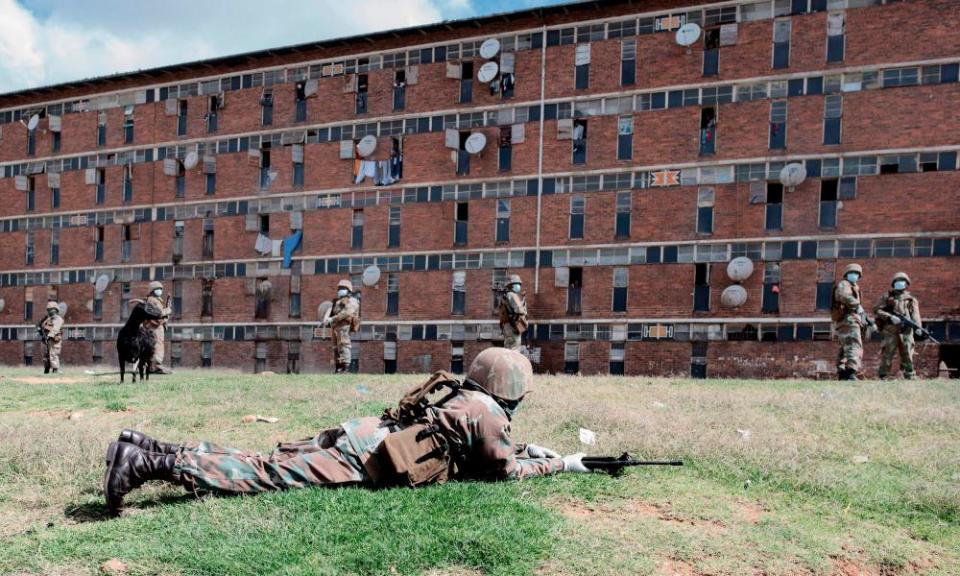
876,310 -> 940,344
581,452 -> 683,476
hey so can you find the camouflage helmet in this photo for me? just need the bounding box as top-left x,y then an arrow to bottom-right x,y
842,263 -> 863,277
148,281 -> 163,292
507,274 -> 522,287
465,348 -> 532,402
46,301 -> 59,311
337,279 -> 354,292
891,271 -> 911,287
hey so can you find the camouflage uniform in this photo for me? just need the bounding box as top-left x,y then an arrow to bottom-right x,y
39,302 -> 63,373
145,281 -> 172,373
832,264 -> 865,380
873,272 -> 921,379
328,279 -> 360,372
498,275 -> 528,352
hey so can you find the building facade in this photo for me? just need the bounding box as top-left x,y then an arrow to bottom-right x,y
0,0 -> 958,377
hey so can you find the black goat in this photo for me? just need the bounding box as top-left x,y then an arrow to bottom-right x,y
117,302 -> 162,383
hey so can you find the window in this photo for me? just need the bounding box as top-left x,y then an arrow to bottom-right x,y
567,267 -> 583,316
766,183 -> 783,231
261,89 -> 274,126
255,278 -> 270,319
450,342 -> 464,374
50,229 -> 59,265
770,101 -> 787,149
201,341 -> 213,368
815,263 -> 835,311
498,126 -> 512,172
762,263 -> 781,313
697,188 -> 715,234
703,28 -> 720,76
454,202 -> 469,245
773,19 -> 791,69
206,171 -> 217,195
572,119 -> 587,164
569,195 -> 585,239
97,112 -> 107,147
95,226 -> 104,262
50,185 -> 60,209
171,280 -> 183,318
293,82 -> 308,123
564,342 -> 580,375
24,289 -> 33,320
383,342 -> 397,374
172,221 -> 184,262
617,116 -> 633,161
120,283 -> 130,320
496,200 -> 510,242
460,62 -> 473,103
121,224 -> 137,263
393,70 -> 407,111
452,272 -> 466,315
201,279 -> 214,317
575,44 -> 590,90
826,12 -> 845,62
615,191 -> 631,238
175,161 -> 185,198
259,214 -> 270,235
52,130 -> 60,153
388,206 -> 401,248
96,168 -> 105,205
621,39 -> 636,85
609,342 -> 625,375
177,100 -> 187,136
202,219 -> 214,258
27,128 -> 36,156
352,209 -> 364,249
356,74 -> 369,114
124,110 -> 134,143
386,273 -> 399,316
823,95 -> 842,145
882,67 -> 919,88
694,263 -> 710,312
288,275 -> 302,318
700,108 -> 716,155
25,177 -> 35,212
207,95 -> 220,133
819,179 -> 838,228
612,267 -> 628,312
123,167 -> 133,203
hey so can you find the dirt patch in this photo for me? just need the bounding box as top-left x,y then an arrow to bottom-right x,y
659,558 -> 707,576
12,376 -> 91,385
736,500 -> 765,524
832,559 -> 880,576
560,499 -> 726,531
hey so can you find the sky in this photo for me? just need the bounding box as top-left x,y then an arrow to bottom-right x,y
0,0 -> 567,94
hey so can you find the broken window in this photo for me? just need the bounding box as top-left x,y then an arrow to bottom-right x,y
451,272 -> 466,315
172,221 -> 184,263
823,95 -> 842,145
202,219 -> 214,259
50,182 -> 60,209
386,273 -> 399,316
766,182 -> 784,231
454,202 -> 469,246
95,226 -> 104,262
255,279 -> 271,319
97,111 -> 107,147
49,229 -> 59,265
819,179 -> 838,228
621,39 -> 636,86
572,119 -> 587,164
498,126 -> 512,172
201,341 -> 212,368
25,177 -> 35,212
703,28 -> 720,76
773,19 -> 791,69
567,267 -> 583,316
124,108 -> 135,143
460,62 -> 473,103
177,100 -> 187,136
700,108 -> 716,155
694,263 -> 710,312
259,143 -> 272,189
352,209 -> 364,249
206,95 -> 220,133
123,165 -> 133,203
612,267 -> 628,312
261,89 -> 273,126
496,199 -> 510,242
762,263 -> 781,313
201,279 -> 214,318
356,74 -> 369,114
575,43 -> 590,90
697,188 -> 715,234
826,12 -> 845,62
569,195 -> 585,239
770,101 -> 787,149
95,168 -> 106,205
617,116 -> 633,161
393,70 -> 406,111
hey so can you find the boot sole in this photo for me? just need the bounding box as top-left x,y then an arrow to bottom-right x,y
103,442 -> 123,516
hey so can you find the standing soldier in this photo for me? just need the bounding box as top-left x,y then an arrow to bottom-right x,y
873,272 -> 922,380
324,279 -> 360,373
39,301 -> 64,374
498,274 -> 528,351
145,281 -> 172,375
832,263 -> 868,381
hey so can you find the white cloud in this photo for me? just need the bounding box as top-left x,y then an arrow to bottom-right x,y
0,0 -> 460,93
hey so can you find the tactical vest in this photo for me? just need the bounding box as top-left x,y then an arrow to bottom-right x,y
831,281 -> 861,322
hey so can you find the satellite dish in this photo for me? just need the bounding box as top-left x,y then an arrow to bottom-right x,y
317,300 -> 333,322
675,23 -> 702,47
0,298 -> 5,313
356,135 -> 377,158
95,274 -> 110,294
362,265 -> 381,287
465,132 -> 487,155
477,61 -> 499,83
720,285 -> 748,308
183,151 -> 199,170
727,257 -> 755,282
479,38 -> 501,59
779,163 -> 807,190
26,114 -> 40,131
58,302 -> 68,317
257,280 -> 272,294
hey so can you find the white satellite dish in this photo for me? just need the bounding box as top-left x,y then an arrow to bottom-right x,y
356,135 -> 377,158
727,257 -> 755,282
362,265 -> 381,287
464,132 -> 487,155
317,300 -> 333,322
720,285 -> 748,308
0,298 -> 5,313
58,302 -> 68,317
85,299 -> 94,312
477,61 -> 499,83
675,23 -> 702,47
95,274 -> 110,293
26,114 -> 40,131
479,38 -> 501,59
779,163 -> 807,190
183,151 -> 199,170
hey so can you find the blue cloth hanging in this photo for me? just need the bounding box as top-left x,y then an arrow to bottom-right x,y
282,230 -> 302,269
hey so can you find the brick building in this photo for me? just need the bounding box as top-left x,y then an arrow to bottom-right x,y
0,0 -> 958,377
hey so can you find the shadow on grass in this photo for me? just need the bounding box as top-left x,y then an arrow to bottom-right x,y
64,493 -> 195,523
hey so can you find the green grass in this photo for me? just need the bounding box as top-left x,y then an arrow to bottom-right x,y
0,368 -> 957,575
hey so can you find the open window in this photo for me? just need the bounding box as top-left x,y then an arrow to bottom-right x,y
700,108 -> 716,155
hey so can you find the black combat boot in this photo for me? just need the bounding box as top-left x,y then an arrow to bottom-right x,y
44,364 -> 50,374
334,362 -> 345,374
118,429 -> 181,455
839,368 -> 859,381
104,442 -> 178,516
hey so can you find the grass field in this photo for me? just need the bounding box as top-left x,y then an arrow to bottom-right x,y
0,368 -> 957,576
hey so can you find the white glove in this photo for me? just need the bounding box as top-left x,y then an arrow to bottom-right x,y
525,443 -> 560,459
889,316 -> 901,326
562,452 -> 590,473
914,328 -> 923,336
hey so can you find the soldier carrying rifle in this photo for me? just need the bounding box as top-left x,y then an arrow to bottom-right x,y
37,301 -> 64,374
872,272 -> 924,380
496,274 -> 528,351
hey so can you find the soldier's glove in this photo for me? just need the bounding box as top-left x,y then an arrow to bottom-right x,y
561,453 -> 591,474
889,316 -> 901,326
914,328 -> 923,337
526,444 -> 560,459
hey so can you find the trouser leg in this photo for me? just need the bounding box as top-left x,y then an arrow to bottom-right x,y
900,332 -> 916,379
151,324 -> 165,369
879,332 -> 898,378
502,324 -> 521,351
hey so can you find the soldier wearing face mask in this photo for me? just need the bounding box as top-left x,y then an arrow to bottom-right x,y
831,263 -> 868,381
498,274 -> 528,351
145,281 -> 173,375
873,272 -> 922,380
323,279 -> 360,373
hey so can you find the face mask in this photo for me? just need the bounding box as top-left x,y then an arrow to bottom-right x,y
511,284 -> 521,293
893,280 -> 907,291
845,273 -> 860,284
153,289 -> 163,297
337,289 -> 349,298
